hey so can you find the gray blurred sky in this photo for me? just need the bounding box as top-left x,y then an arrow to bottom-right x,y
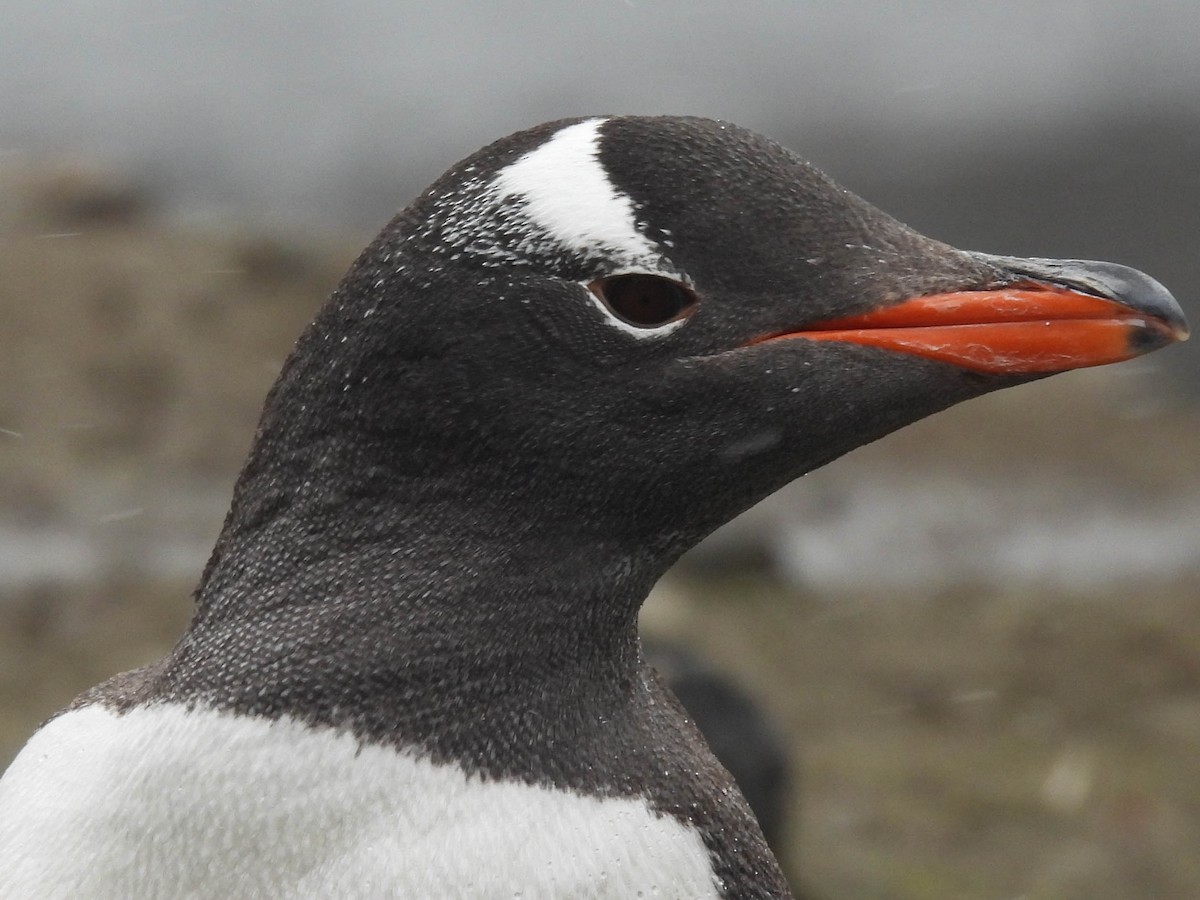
5,1 -> 1198,226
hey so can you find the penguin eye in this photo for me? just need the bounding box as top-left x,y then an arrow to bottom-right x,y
589,275 -> 697,329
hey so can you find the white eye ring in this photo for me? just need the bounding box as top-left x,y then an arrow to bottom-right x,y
582,273 -> 698,339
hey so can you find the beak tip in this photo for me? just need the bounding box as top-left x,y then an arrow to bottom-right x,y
974,253 -> 1190,345
1133,319 -> 1188,356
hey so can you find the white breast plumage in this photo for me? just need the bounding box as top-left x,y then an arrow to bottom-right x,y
0,704 -> 721,899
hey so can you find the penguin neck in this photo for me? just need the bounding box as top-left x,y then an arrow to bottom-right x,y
189,428 -> 660,680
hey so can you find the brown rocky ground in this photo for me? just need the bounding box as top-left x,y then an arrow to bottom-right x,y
2,164 -> 1199,898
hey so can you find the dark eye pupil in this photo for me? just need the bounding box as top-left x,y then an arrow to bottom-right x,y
591,275 -> 695,327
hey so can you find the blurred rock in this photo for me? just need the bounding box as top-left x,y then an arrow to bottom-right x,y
18,162 -> 153,228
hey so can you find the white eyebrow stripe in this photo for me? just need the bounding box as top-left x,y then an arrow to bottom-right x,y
493,118 -> 660,265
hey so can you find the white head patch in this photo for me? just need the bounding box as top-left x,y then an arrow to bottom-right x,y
493,118 -> 660,265
416,118 -> 689,340
427,118 -> 674,276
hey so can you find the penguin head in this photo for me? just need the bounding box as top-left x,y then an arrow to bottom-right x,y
251,116 -> 1186,560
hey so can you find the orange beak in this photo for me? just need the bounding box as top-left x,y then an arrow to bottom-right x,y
753,259 -> 1189,375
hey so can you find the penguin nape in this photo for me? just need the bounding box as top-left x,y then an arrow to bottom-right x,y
0,116 -> 1188,899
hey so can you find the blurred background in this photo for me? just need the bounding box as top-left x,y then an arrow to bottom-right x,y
2,2 -> 1198,896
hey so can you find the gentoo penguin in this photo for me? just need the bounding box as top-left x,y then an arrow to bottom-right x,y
0,116 -> 1187,899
